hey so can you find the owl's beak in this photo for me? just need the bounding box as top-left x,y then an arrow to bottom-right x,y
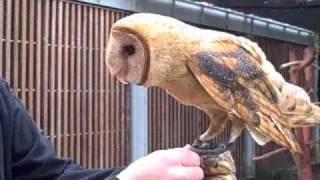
117,76 -> 129,84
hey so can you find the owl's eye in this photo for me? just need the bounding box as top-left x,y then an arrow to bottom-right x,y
122,44 -> 135,56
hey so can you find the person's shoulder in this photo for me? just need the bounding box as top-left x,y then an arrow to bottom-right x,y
0,79 -> 13,103
0,79 -> 14,128
0,79 -> 11,92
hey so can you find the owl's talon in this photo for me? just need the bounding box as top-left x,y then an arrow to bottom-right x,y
192,138 -> 202,148
200,142 -> 211,149
191,139 -> 235,156
192,138 -> 212,149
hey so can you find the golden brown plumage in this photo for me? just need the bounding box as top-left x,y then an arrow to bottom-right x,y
105,13 -> 320,154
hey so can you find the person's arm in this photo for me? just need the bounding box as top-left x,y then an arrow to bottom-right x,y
1,81 -> 123,180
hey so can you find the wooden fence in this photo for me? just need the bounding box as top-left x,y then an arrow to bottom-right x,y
0,0 -> 131,169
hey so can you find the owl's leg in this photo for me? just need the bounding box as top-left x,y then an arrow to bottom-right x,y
199,111 -> 228,141
209,116 -> 245,155
192,113 -> 245,156
225,118 -> 245,150
191,112 -> 229,155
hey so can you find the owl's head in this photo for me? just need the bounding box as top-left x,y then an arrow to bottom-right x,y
106,13 -> 198,86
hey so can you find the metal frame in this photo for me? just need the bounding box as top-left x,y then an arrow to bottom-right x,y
244,131 -> 256,178
313,41 -> 320,163
130,85 -> 149,161
76,0 -> 316,46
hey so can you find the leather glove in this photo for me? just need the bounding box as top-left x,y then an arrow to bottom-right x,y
201,151 -> 237,180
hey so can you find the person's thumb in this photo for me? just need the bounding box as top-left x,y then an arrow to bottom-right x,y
183,144 -> 193,150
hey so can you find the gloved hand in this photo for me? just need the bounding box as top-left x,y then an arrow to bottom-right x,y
201,151 -> 237,180
116,144 -> 204,180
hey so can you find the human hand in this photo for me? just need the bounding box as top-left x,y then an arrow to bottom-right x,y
116,144 -> 204,180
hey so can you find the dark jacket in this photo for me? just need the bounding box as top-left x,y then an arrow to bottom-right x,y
0,80 -> 122,180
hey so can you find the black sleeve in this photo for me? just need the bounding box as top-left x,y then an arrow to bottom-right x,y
0,81 -> 124,180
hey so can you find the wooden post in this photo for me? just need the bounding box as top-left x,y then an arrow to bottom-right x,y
289,48 -> 314,180
312,45 -> 320,163
292,128 -> 313,180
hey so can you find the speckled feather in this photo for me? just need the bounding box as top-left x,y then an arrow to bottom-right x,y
187,40 -> 302,153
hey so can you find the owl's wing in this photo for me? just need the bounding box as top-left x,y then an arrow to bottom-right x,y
187,39 -> 301,153
278,82 -> 320,128
240,36 -> 320,128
